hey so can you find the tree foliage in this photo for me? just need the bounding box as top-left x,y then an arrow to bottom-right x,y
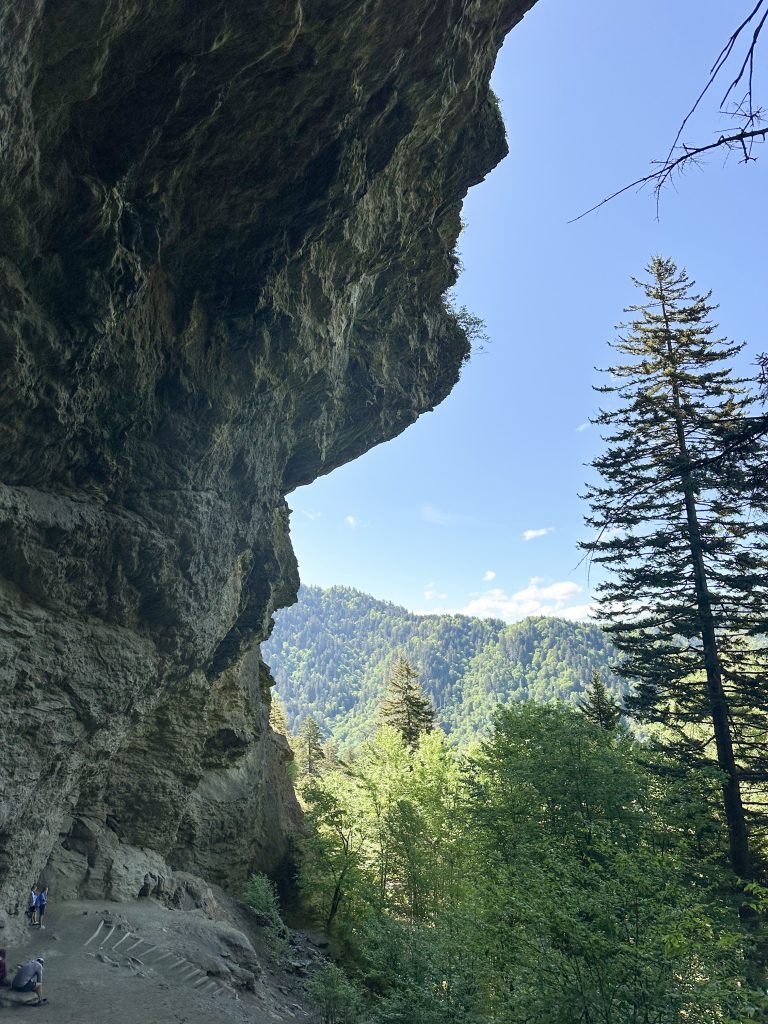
263,586 -> 622,746
296,715 -> 326,777
298,705 -> 756,1024
269,693 -> 289,735
582,256 -> 768,876
308,961 -> 362,1024
379,657 -> 434,747
578,669 -> 622,730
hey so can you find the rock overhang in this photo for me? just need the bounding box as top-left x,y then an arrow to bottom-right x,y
0,0 -> 536,923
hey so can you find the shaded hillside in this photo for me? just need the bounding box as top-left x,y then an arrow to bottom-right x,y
263,585 -> 621,745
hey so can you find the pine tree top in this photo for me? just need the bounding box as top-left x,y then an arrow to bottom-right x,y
578,670 -> 622,731
380,656 -> 435,748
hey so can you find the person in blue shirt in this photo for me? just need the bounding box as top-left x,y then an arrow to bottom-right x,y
27,887 -> 39,927
37,888 -> 48,929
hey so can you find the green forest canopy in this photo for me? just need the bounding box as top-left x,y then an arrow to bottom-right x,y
262,584 -> 620,747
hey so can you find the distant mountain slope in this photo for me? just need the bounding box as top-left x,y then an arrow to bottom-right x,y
262,585 -> 621,746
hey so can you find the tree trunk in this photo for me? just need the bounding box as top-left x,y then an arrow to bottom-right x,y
662,297 -> 751,878
678,474 -> 751,877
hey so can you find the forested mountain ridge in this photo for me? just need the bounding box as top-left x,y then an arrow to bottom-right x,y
262,584 -> 621,745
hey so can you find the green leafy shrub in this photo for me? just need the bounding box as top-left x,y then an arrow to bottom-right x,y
243,872 -> 288,959
308,961 -> 361,1024
243,872 -> 282,926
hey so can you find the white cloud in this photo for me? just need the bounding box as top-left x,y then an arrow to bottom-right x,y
576,421 -> 591,432
461,579 -> 584,623
424,588 -> 448,601
522,527 -> 554,542
560,603 -> 597,621
482,570 -> 496,582
515,580 -> 581,604
300,509 -> 322,521
345,515 -> 359,527
421,504 -> 451,525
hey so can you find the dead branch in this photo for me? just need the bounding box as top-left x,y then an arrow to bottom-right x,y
571,1 -> 768,223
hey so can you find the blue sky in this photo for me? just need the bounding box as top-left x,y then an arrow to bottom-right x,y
284,0 -> 767,623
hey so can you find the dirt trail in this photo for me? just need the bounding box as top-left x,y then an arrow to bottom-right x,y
2,899 -> 318,1023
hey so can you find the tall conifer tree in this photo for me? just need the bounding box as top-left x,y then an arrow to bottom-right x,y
297,715 -> 326,776
579,670 -> 622,731
380,656 -> 435,747
582,257 -> 768,878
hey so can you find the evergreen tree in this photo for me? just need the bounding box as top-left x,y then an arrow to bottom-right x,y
379,656 -> 435,747
578,670 -> 622,730
582,256 -> 768,878
322,738 -> 341,769
269,693 -> 289,735
297,715 -> 326,776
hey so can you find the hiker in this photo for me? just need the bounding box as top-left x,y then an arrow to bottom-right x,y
11,956 -> 45,1005
37,887 -> 48,929
0,947 -> 7,986
26,886 -> 39,926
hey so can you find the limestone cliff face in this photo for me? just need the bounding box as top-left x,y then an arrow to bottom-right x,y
0,0 -> 533,918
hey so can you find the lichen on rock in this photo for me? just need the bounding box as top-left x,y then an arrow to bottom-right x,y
0,0 -> 535,923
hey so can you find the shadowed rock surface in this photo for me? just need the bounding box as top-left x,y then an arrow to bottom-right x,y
0,0 -> 534,924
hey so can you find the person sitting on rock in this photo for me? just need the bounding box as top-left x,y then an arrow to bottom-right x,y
11,956 -> 45,1005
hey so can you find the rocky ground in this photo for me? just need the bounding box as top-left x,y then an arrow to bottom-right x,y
0,894 -> 323,1023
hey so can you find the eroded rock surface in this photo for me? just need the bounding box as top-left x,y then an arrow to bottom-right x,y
0,0 -> 534,921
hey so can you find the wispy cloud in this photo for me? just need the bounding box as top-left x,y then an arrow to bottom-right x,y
300,509 -> 322,520
345,515 -> 360,527
461,579 -> 584,622
576,421 -> 591,432
522,527 -> 554,542
482,570 -> 496,582
420,504 -> 479,527
560,603 -> 596,621
421,504 -> 451,525
424,588 -> 448,601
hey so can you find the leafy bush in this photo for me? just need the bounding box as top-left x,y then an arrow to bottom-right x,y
243,873 -> 288,959
308,961 -> 362,1024
243,872 -> 282,926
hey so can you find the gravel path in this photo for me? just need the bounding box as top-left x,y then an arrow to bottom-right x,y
2,899 -> 316,1024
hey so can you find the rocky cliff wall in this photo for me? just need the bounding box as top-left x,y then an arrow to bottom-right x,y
0,0 -> 534,924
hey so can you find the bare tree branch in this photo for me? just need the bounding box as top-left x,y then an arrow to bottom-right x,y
570,125 -> 768,223
571,2 -> 767,223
